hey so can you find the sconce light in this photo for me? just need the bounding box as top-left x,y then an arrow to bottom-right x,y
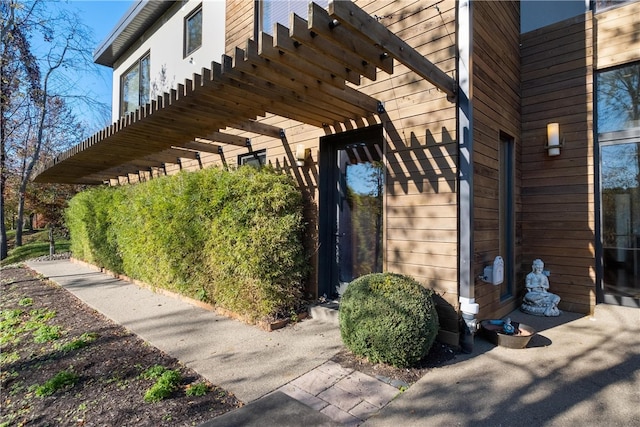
545,122 -> 563,156
296,144 -> 310,167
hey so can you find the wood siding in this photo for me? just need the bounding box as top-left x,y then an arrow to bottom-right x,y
594,1 -> 640,69
521,13 -> 595,314
472,0 -> 521,319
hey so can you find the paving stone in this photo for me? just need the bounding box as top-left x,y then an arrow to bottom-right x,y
317,384 -> 363,412
290,369 -> 341,396
349,400 -> 381,420
321,403 -> 363,426
316,360 -> 354,379
278,384 -> 330,411
334,370 -> 400,408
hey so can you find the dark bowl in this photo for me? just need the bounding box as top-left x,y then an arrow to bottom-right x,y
480,320 -> 536,349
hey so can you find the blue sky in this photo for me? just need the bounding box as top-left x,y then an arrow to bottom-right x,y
57,0 -> 133,131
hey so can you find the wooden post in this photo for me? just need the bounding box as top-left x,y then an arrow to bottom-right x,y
49,226 -> 55,258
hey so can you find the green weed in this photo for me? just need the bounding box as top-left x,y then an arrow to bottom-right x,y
35,369 -> 79,397
0,351 -> 20,366
33,325 -> 62,343
56,332 -> 99,352
185,381 -> 210,397
18,298 -> 33,307
140,365 -> 168,380
143,370 -> 181,403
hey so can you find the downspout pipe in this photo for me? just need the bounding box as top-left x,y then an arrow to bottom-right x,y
457,0 -> 478,353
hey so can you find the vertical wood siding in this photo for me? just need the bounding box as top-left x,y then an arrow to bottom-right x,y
521,13 -> 595,314
472,0 -> 521,319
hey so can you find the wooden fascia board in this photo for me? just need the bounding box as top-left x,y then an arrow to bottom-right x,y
328,0 -> 457,100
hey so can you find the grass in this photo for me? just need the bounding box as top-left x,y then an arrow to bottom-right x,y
0,229 -> 70,267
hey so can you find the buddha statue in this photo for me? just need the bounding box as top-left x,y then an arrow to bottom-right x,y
521,259 -> 561,317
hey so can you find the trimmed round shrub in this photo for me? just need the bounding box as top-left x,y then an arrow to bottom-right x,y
339,272 -> 439,368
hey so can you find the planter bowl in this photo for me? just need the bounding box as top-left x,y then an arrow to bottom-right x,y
480,320 -> 536,349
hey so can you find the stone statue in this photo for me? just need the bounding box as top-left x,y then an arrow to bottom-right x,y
521,259 -> 561,316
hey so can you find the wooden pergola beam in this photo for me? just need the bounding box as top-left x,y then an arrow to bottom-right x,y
197,131 -> 250,147
228,120 -> 284,139
183,140 -> 223,154
328,0 -> 457,100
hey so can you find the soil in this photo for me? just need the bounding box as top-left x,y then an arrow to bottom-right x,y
1,265 -> 459,426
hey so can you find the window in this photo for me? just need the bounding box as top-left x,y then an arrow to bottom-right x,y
597,62 -> 640,133
184,5 -> 202,57
594,0 -> 634,13
258,0 -> 328,35
499,133 -> 515,299
238,150 -> 266,167
120,53 -> 150,117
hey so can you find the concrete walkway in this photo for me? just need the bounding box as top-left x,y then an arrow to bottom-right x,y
24,259 -> 640,426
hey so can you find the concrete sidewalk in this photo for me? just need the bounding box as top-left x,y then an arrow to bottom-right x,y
24,259 -> 640,426
363,303 -> 640,426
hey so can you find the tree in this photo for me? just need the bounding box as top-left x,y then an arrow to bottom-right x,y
1,0 -> 106,257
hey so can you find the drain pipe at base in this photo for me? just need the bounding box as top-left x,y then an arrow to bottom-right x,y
459,297 -> 479,354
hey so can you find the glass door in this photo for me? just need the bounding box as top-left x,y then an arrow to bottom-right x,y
600,139 -> 640,306
318,126 -> 384,298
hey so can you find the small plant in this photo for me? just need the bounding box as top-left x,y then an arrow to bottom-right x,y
29,308 -> 56,322
185,381 -> 210,397
0,351 -> 20,366
143,370 -> 182,403
339,272 -> 439,368
140,364 -> 168,380
18,298 -> 33,307
57,332 -> 99,352
35,369 -> 79,397
33,325 -> 62,343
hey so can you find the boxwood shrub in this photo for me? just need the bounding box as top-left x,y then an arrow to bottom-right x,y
65,166 -> 307,323
339,272 -> 439,368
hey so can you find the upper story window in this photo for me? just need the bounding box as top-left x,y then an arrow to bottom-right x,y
597,62 -> 640,133
120,53 -> 150,117
184,4 -> 203,57
258,0 -> 328,35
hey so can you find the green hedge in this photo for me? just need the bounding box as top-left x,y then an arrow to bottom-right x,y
339,273 -> 439,368
65,166 -> 307,322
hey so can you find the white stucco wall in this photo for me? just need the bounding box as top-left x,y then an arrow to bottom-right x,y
111,0 -> 226,122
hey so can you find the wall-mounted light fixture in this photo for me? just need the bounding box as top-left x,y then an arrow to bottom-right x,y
545,122 -> 563,156
296,144 -> 310,167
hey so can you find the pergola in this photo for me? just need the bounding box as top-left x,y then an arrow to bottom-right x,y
33,1 -> 456,185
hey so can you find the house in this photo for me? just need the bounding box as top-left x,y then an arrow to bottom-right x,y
33,0 -> 639,348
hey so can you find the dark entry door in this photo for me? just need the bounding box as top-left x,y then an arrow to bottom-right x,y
318,126 -> 384,298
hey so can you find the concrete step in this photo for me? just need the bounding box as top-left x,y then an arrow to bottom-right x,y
309,301 -> 339,325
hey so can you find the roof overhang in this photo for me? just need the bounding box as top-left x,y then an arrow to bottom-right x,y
36,1 -> 457,185
94,0 -> 174,67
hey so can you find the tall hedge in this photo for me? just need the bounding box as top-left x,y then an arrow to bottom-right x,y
64,166 -> 307,322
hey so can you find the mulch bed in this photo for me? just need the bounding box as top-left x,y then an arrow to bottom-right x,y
1,266 -> 242,426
